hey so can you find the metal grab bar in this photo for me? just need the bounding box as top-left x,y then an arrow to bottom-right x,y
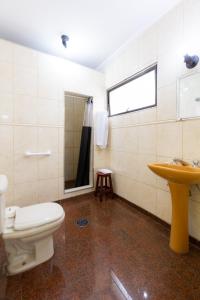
25,150 -> 51,157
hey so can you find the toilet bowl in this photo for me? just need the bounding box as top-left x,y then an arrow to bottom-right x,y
0,175 -> 65,275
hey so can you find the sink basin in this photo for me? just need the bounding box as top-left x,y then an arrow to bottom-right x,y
148,163 -> 200,184
148,162 -> 200,254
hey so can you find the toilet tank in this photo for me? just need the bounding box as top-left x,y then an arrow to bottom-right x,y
0,175 -> 8,233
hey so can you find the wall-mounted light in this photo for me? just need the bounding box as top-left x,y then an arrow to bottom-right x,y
184,54 -> 199,69
61,35 -> 69,48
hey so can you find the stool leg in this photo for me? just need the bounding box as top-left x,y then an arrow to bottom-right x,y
100,176 -> 103,202
109,174 -> 114,198
105,175 -> 108,191
94,175 -> 100,197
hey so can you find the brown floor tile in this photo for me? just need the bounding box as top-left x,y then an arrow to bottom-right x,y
1,194 -> 200,300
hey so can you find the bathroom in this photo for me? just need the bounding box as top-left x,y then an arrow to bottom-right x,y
1,0 -> 200,299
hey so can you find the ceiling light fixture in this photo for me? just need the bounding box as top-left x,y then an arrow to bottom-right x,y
61,34 -> 69,48
184,54 -> 199,69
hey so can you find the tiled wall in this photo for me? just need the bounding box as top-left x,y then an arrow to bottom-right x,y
101,0 -> 200,240
64,94 -> 85,182
0,39 -> 106,207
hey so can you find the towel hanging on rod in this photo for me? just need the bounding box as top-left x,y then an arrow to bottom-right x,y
95,110 -> 108,149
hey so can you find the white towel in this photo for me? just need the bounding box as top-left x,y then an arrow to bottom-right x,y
95,110 -> 108,149
97,169 -> 112,174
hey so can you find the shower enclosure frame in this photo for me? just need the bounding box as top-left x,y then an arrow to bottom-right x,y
64,91 -> 94,194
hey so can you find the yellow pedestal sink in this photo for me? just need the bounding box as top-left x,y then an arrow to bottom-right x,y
148,163 -> 200,254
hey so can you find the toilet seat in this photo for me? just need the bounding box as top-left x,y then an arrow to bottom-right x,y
14,202 -> 63,231
3,202 -> 65,240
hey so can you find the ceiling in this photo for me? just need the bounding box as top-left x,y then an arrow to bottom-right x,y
0,0 -> 181,69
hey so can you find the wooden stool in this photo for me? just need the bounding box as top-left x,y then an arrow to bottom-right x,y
94,169 -> 114,201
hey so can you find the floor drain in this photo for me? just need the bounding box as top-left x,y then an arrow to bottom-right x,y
76,218 -> 89,227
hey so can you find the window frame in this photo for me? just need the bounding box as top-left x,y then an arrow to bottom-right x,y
107,64 -> 157,117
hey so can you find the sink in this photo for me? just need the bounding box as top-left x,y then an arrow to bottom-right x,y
148,163 -> 200,254
148,163 -> 200,184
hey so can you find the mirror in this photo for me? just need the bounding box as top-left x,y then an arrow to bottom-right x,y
178,72 -> 200,119
64,92 -> 93,191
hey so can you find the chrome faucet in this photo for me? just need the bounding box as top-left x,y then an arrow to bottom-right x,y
172,158 -> 190,166
192,160 -> 200,168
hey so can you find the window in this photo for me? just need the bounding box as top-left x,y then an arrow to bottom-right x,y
107,65 -> 157,116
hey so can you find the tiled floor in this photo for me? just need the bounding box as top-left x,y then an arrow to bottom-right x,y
1,194 -> 200,300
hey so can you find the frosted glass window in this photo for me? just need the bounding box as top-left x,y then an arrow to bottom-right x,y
108,65 -> 157,116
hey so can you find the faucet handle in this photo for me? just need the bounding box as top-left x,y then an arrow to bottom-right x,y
172,158 -> 190,166
192,160 -> 200,167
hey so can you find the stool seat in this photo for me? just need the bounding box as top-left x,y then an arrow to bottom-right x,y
97,168 -> 112,174
95,169 -> 114,201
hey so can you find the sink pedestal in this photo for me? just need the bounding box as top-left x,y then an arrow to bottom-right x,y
168,182 -> 189,254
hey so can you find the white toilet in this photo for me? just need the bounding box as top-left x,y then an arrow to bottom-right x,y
0,175 -> 65,275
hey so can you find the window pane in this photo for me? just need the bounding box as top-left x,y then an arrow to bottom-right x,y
108,66 -> 156,116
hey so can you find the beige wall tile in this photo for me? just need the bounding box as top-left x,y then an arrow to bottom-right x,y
14,181 -> 38,207
137,183 -> 157,215
183,0 -> 200,55
113,174 -> 128,200
58,151 -> 64,177
156,189 -> 172,224
157,122 -> 182,157
14,155 -> 37,184
0,125 -> 13,155
110,128 -> 126,151
58,100 -> 65,126
138,154 -> 157,186
38,153 -> 59,180
126,179 -> 140,206
122,111 -> 139,126
183,119 -> 200,159
14,45 -> 38,69
189,200 -> 200,240
0,62 -> 13,93
157,4 -> 183,56
0,94 -> 13,124
73,132 -> 81,148
0,154 -> 13,183
0,39 -> 13,63
138,125 -> 156,155
38,98 -> 59,125
14,95 -> 37,124
37,178 -> 59,202
38,70 -> 59,100
109,150 -> 123,174
14,65 -> 37,96
59,128 -> 64,154
117,152 -> 138,180
94,149 -> 110,170
38,127 -> 59,153
14,126 -> 37,154
4,184 -> 14,207
58,177 -> 65,200
157,83 -> 177,121
65,148 -> 74,164
138,25 -> 157,68
123,127 -> 138,153
157,52 -> 181,89
65,164 -> 74,181
138,107 -> 157,124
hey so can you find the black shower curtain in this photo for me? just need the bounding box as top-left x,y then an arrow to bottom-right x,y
75,98 -> 93,187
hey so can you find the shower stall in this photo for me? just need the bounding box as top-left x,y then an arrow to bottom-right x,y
64,92 -> 93,192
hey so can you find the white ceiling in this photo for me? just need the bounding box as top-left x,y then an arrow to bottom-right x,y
0,0 -> 181,69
